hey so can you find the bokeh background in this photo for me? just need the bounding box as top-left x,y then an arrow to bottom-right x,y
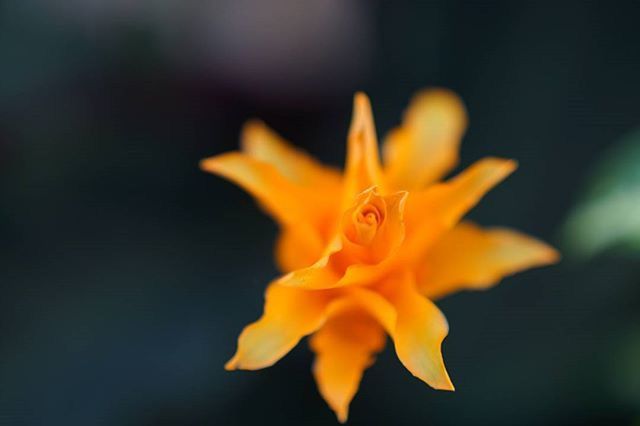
2,1 -> 640,425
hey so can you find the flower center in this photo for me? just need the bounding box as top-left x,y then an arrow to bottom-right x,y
358,206 -> 381,226
348,203 -> 384,246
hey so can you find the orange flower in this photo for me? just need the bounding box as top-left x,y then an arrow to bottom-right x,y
201,89 -> 559,422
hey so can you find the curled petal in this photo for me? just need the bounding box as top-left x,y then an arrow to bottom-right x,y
418,221 -> 560,299
277,247 -> 398,291
383,273 -> 454,391
383,88 -> 468,190
241,120 -> 341,190
225,284 -> 333,370
310,307 -> 386,423
277,251 -> 342,290
403,157 -> 517,263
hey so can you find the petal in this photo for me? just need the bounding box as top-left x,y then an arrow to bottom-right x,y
368,190 -> 408,262
418,221 -> 560,299
340,286 -> 397,333
241,120 -> 342,190
275,227 -> 325,273
310,306 -> 386,423
383,272 -> 454,391
383,88 -> 468,190
276,234 -> 342,289
225,284 -> 333,370
341,93 -> 385,210
277,248 -> 397,290
402,157 -> 517,263
201,152 -> 308,225
200,153 -> 324,252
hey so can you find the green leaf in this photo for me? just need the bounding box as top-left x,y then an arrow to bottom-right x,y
563,129 -> 640,259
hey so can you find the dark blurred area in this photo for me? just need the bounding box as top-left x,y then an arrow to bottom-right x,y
1,1 -> 640,425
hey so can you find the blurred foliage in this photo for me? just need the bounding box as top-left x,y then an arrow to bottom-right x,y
563,129 -> 640,259
611,326 -> 640,410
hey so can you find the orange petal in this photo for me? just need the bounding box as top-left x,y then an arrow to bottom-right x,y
402,157 -> 517,263
418,221 -> 560,299
277,248 -> 399,290
368,190 -> 407,262
342,93 -> 385,210
383,88 -> 468,190
275,234 -> 341,288
275,227 -> 325,273
310,306 -> 386,423
383,272 -> 454,391
225,284 -> 333,370
340,286 -> 397,333
241,120 -> 341,190
201,152 -> 307,225
200,153 -> 324,256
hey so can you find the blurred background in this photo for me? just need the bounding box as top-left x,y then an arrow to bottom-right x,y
1,1 -> 640,425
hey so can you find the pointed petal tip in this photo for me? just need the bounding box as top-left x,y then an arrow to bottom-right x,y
200,153 -> 243,176
240,119 -> 267,149
353,91 -> 370,105
413,368 -> 455,392
414,87 -> 468,117
500,236 -> 561,277
435,375 -> 456,392
404,365 -> 456,392
499,158 -> 518,180
485,157 -> 518,172
224,351 -> 283,371
543,243 -> 561,259
224,352 -> 279,371
351,92 -> 375,129
224,357 -> 238,371
199,156 -> 220,173
242,118 -> 265,131
469,157 -> 518,185
540,245 -> 562,266
336,409 -> 348,424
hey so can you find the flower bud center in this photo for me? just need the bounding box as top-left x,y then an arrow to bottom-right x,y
359,206 -> 381,226
349,203 -> 383,246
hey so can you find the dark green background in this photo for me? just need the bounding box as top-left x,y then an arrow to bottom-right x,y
1,1 -> 639,425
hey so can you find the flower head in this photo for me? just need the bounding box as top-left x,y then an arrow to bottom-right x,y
201,89 -> 559,422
